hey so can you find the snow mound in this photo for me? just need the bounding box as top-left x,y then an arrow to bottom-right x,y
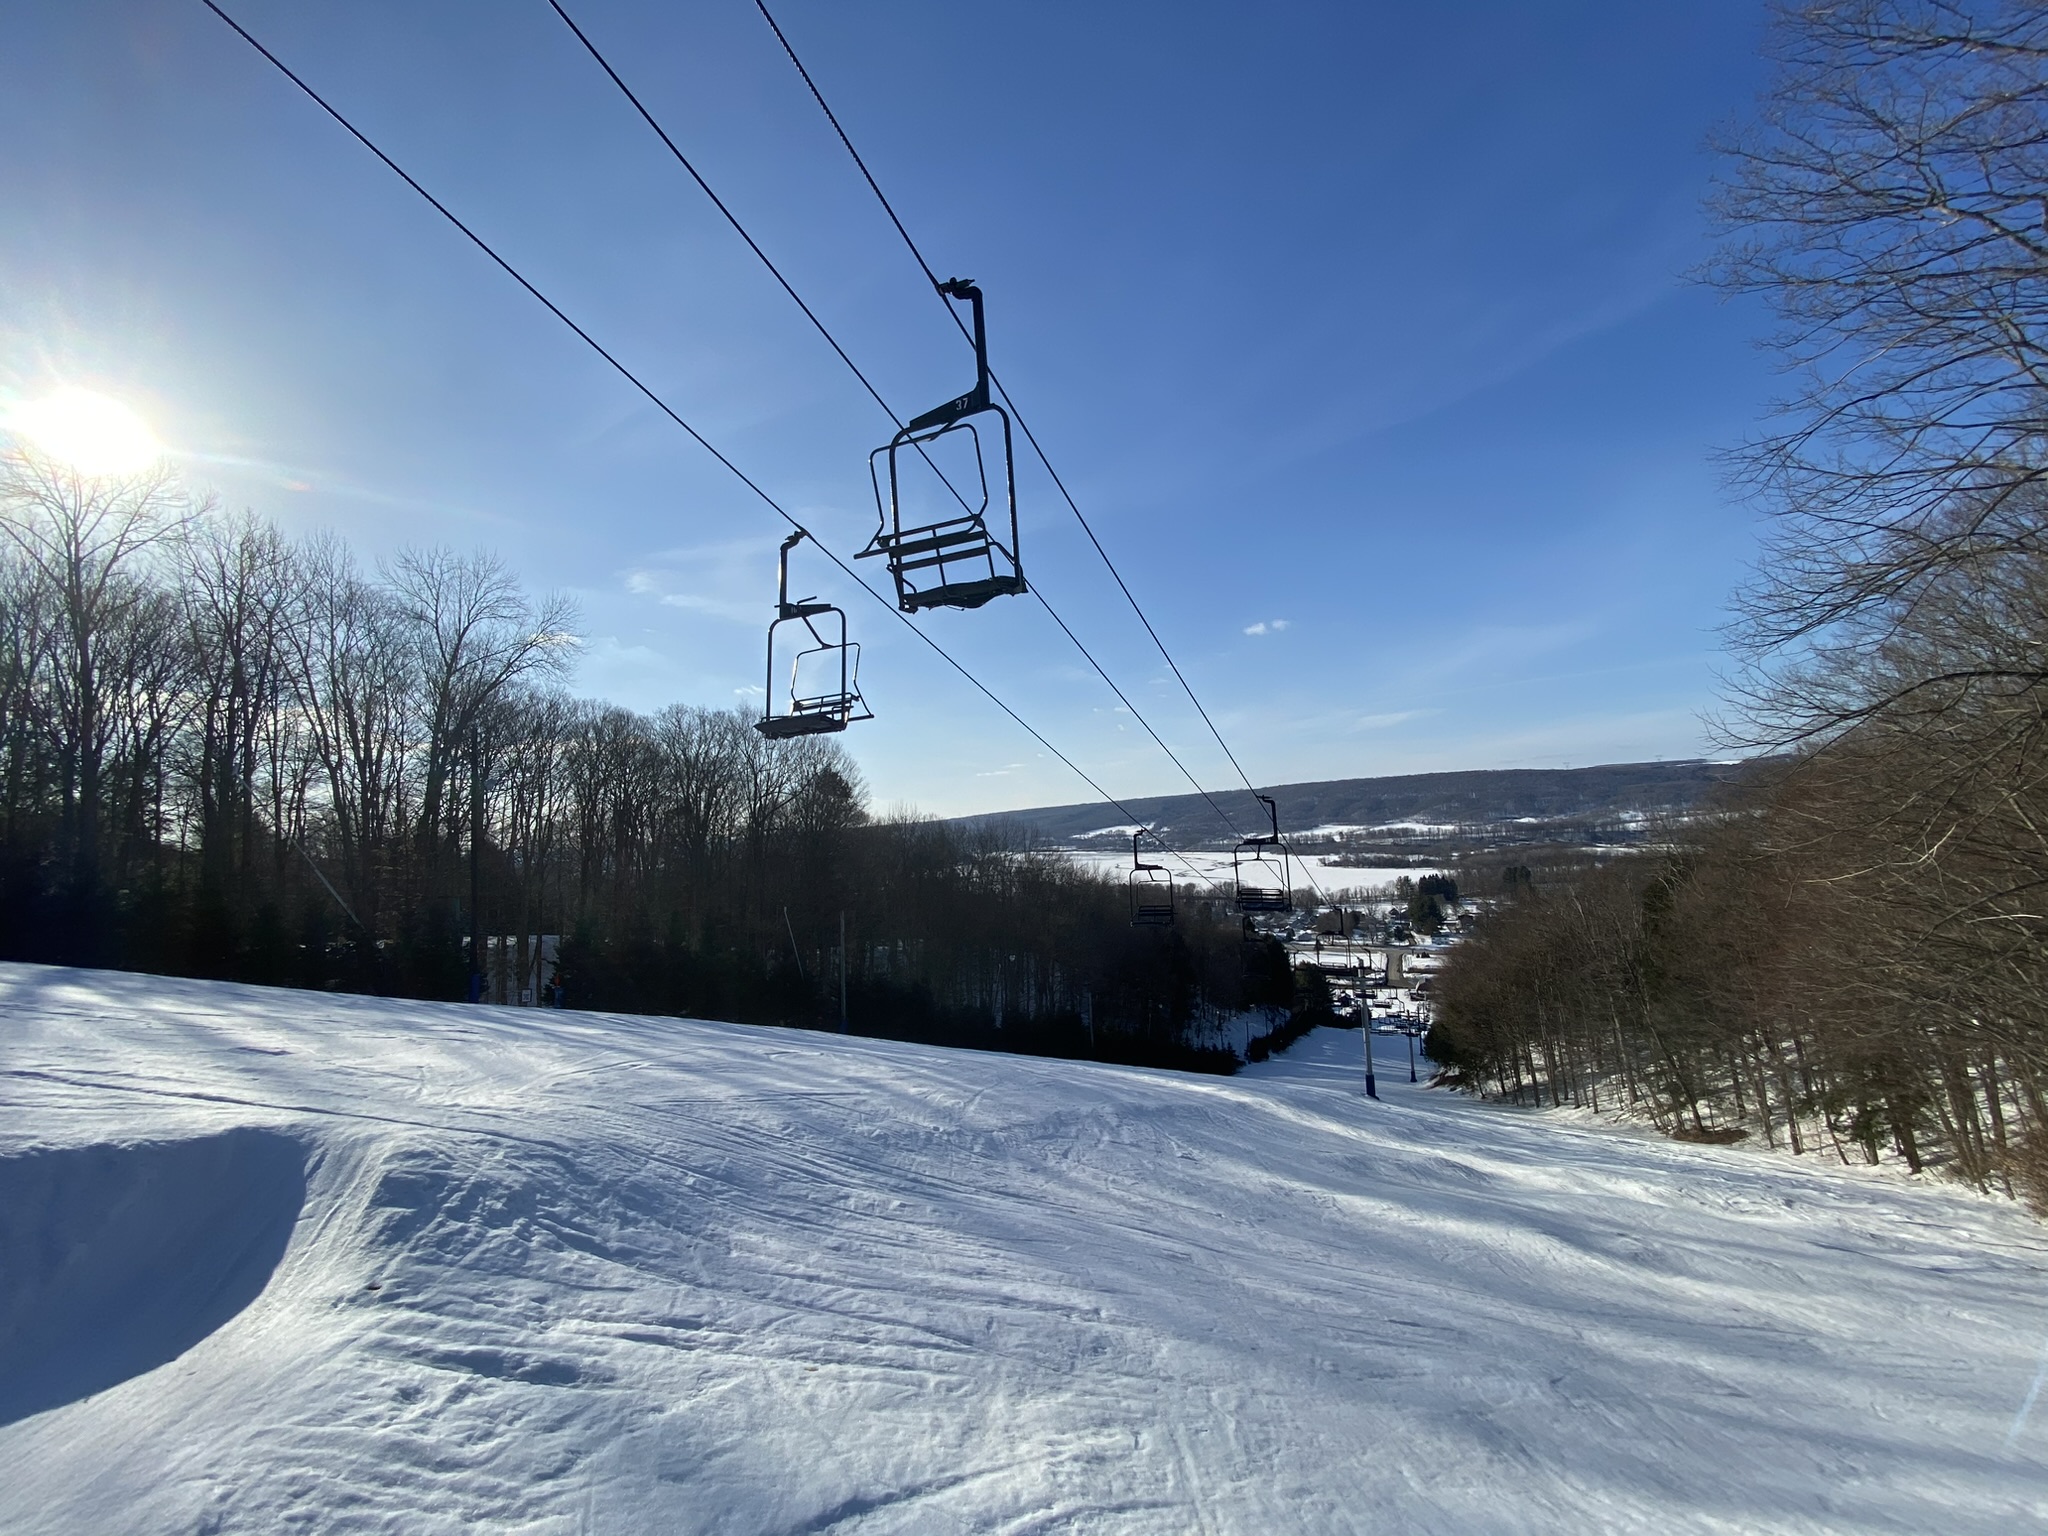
0,1127 -> 305,1426
0,964 -> 2044,1533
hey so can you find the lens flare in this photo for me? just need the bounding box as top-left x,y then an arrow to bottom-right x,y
9,388 -> 163,476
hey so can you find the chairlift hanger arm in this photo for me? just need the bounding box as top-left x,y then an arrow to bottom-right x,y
776,529 -> 836,619
776,529 -> 804,614
907,279 -> 990,432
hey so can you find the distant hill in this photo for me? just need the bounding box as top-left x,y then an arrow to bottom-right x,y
952,759 -> 1757,848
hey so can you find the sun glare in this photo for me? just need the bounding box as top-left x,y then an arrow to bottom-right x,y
9,387 -> 163,476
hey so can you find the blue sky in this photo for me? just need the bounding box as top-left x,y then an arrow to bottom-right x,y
2,0 -> 1775,817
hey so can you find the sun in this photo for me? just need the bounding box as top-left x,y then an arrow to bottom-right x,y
8,387 -> 163,476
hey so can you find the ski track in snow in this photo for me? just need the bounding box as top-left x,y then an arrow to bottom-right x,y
0,962 -> 2043,1534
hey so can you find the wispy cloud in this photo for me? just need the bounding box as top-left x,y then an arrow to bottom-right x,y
621,537 -> 778,625
566,635 -> 672,707
1243,618 -> 1291,636
1429,620 -> 1596,677
1354,709 -> 1425,731
177,451 -> 514,529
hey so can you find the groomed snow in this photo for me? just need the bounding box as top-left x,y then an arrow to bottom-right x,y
1062,847 -> 1440,894
1,962 -> 2043,1533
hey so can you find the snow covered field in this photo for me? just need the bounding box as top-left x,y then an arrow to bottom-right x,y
1062,846 -> 1437,897
2,962 -> 2043,1534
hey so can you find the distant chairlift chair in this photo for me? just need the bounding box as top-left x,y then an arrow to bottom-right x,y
860,278 -> 1026,612
1129,830 -> 1175,926
756,530 -> 873,740
1232,794 -> 1294,915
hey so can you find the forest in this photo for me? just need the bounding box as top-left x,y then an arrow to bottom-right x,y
0,451 -> 1317,1071
1428,1 -> 2048,1204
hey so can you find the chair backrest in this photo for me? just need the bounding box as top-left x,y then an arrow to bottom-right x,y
1130,877 -> 1174,925
1232,795 -> 1292,913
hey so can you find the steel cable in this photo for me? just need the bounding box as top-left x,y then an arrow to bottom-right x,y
197,0 -> 1219,892
751,0 -> 1334,903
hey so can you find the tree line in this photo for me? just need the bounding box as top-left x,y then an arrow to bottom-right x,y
0,445 -> 1314,1070
1429,0 -> 2048,1205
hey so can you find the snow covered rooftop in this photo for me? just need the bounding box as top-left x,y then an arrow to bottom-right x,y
1,964 -> 2042,1533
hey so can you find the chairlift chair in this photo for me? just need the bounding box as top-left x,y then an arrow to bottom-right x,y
861,279 -> 1026,613
756,531 -> 873,740
1232,794 -> 1294,914
1129,830 -> 1174,926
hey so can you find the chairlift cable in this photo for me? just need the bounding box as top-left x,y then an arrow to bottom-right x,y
542,0 -> 977,528
548,0 -> 1250,840
750,0 -> 947,293
752,0 -> 1335,900
198,0 -> 1214,890
1032,591 -> 1250,839
753,0 -> 1252,788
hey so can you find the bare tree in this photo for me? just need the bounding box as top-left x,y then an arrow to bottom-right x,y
182,513 -> 297,887
0,447 -> 193,883
100,582 -> 191,880
0,552 -> 57,847
1711,1 -> 2048,684
282,534 -> 415,930
1698,0 -> 2048,1188
0,484 -> 1238,1073
489,686 -> 577,995
383,546 -> 577,857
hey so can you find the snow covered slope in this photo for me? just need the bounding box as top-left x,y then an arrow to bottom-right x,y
1,963 -> 2042,1534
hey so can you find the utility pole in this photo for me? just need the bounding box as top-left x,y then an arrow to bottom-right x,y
469,722 -> 484,1004
1362,945 -> 1380,1099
